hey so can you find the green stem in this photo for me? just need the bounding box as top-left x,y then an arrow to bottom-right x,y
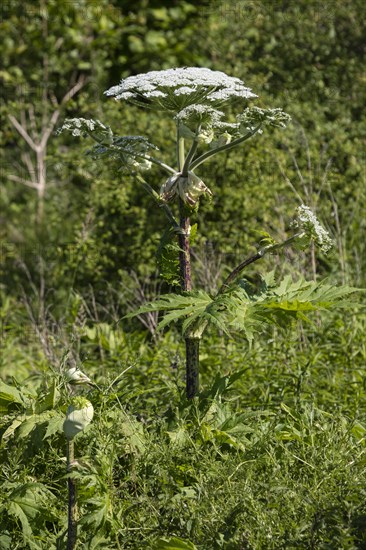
178,136 -> 185,171
66,438 -> 77,550
190,125 -> 262,171
145,155 -> 176,174
181,124 -> 201,176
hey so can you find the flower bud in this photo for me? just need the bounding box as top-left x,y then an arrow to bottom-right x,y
196,128 -> 214,144
210,131 -> 232,149
160,173 -> 181,202
126,157 -> 152,172
66,367 -> 93,386
160,172 -> 212,207
184,171 -> 212,206
178,124 -> 196,139
63,398 -> 94,440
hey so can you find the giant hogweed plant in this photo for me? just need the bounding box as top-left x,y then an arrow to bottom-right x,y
58,67 -> 359,398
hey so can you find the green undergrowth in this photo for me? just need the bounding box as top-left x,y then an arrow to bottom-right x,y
1,304 -> 365,548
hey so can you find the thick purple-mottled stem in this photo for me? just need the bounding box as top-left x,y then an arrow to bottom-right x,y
178,199 -> 200,398
185,337 -> 200,398
66,439 -> 77,550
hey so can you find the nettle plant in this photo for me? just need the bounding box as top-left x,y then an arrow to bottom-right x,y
58,67 -> 358,398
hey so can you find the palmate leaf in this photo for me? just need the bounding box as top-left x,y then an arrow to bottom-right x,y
124,274 -> 362,342
79,495 -> 111,529
224,276 -> 362,341
124,290 -> 212,333
4,483 -> 57,538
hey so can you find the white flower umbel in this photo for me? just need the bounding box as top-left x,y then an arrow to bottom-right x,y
105,67 -> 257,112
175,104 -> 225,127
57,118 -> 111,140
57,118 -> 158,173
292,205 -> 334,253
237,107 -> 291,133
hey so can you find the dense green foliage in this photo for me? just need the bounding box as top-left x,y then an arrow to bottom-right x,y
0,0 -> 365,548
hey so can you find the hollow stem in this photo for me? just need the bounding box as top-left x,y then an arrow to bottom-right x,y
185,337 -> 200,398
177,128 -> 200,398
181,124 -> 201,177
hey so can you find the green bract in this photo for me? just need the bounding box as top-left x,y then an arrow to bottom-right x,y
63,398 -> 94,440
160,171 -> 212,207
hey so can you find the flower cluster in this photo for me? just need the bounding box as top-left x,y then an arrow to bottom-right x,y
160,171 -> 212,207
57,118 -> 156,172
174,104 -> 225,126
105,67 -> 257,111
292,205 -> 334,253
88,135 -> 156,172
237,107 -> 291,133
57,118 -> 111,140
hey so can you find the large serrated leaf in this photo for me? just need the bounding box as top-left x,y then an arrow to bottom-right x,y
43,412 -> 65,439
153,537 -> 197,550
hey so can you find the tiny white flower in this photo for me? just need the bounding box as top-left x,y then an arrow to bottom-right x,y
292,205 -> 334,253
105,67 -> 257,112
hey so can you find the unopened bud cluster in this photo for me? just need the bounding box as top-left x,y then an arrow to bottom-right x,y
63,397 -> 94,440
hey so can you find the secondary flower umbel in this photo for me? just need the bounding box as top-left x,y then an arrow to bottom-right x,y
292,205 -> 334,254
105,67 -> 257,112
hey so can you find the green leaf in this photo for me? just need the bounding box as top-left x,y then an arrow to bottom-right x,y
125,291 -> 212,335
7,501 -> 32,537
124,275 -> 362,344
43,412 -> 64,439
0,381 -> 25,415
156,224 -> 181,285
154,537 -> 198,550
17,416 -> 38,438
2,418 -> 23,439
120,419 -> 146,454
5,483 -> 55,538
0,533 -> 12,550
36,381 -> 60,413
79,495 -> 110,528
